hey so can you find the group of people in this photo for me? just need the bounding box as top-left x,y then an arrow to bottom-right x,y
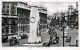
49,26 -> 57,38
49,26 -> 56,34
9,37 -> 19,46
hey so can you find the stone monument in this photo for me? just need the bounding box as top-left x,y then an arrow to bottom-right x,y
28,5 -> 41,43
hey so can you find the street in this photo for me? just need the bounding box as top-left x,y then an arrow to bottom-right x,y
2,27 -> 78,47
41,27 -> 78,47
2,2 -> 79,47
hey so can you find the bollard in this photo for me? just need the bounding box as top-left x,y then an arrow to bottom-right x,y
76,40 -> 78,47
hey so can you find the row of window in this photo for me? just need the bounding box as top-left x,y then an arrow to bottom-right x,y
2,18 -> 17,25
2,23 -> 30,35
2,25 -> 17,34
18,18 -> 29,24
39,13 -> 47,24
2,2 -> 17,15
18,25 -> 29,32
2,18 -> 30,25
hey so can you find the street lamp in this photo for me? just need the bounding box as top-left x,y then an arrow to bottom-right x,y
62,12 -> 65,47
62,25 -> 65,47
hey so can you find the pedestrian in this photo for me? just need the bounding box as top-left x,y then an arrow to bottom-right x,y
14,37 -> 19,45
14,37 -> 17,44
47,43 -> 50,46
9,37 -> 14,46
70,36 -> 71,42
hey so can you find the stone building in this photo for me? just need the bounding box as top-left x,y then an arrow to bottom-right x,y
52,2 -> 78,28
68,2 -> 78,27
2,2 -> 18,39
2,1 -> 47,40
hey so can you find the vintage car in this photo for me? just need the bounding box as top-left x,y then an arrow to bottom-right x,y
49,36 -> 59,44
19,32 -> 28,39
21,34 -> 28,39
65,36 -> 71,42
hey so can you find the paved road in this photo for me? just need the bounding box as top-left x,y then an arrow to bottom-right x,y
41,28 -> 78,47
64,28 -> 78,47
2,28 -> 78,47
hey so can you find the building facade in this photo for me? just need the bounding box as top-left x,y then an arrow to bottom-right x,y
68,2 -> 78,27
2,1 -> 47,39
2,2 -> 18,37
52,2 -> 78,28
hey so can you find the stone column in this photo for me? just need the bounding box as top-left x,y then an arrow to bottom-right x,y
17,24 -> 20,36
28,5 -> 41,43
8,19 -> 11,34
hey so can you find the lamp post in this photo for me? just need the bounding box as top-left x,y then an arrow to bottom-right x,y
62,12 -> 65,47
62,25 -> 65,47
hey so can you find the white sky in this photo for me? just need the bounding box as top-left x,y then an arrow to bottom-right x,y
28,2 -> 76,15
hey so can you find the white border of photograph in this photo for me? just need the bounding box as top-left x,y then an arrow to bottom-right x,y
0,0 -> 80,50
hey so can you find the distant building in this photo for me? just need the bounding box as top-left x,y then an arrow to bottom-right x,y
52,2 -> 78,27
52,12 -> 64,27
68,2 -> 78,27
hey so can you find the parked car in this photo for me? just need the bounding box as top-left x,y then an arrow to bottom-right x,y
65,36 -> 71,42
21,34 -> 28,39
49,36 -> 59,44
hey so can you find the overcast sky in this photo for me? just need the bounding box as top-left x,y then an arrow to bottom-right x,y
28,2 -> 76,16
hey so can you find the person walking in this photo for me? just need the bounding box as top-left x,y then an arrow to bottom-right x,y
9,37 -> 14,46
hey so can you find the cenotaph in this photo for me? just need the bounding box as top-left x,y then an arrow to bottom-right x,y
28,5 -> 41,43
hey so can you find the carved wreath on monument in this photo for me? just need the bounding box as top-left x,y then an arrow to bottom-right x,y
30,17 -> 35,23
